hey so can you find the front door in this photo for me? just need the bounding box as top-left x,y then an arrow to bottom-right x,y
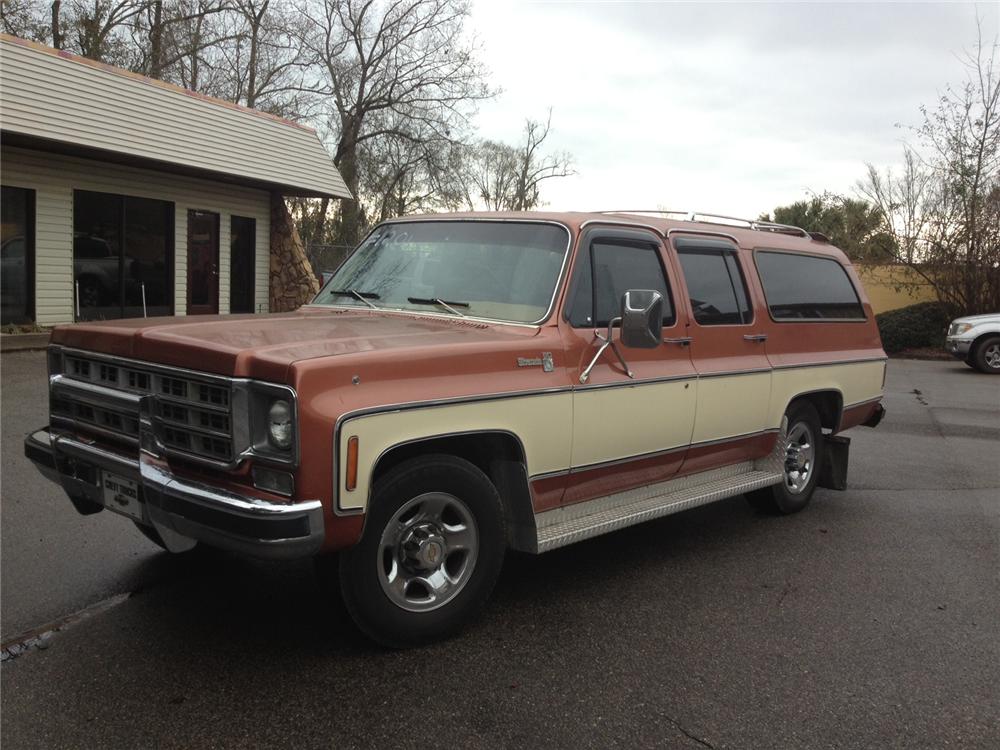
187,210 -> 219,315
560,226 -> 698,507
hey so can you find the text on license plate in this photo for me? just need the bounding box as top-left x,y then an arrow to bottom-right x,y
101,471 -> 142,521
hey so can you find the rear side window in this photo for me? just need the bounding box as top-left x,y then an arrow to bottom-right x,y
756,251 -> 865,320
568,241 -> 675,328
676,247 -> 753,325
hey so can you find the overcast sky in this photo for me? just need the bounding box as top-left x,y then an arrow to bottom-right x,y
467,1 -> 999,219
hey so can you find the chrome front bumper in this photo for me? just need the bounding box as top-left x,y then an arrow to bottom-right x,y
24,428 -> 325,560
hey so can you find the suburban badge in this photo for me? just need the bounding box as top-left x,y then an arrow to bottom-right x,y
517,352 -> 555,372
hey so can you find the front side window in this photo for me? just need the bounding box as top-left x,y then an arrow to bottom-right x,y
567,240 -> 675,328
313,221 -> 569,324
676,245 -> 753,325
755,250 -> 865,320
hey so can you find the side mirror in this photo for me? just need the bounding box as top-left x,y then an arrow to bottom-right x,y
620,289 -> 663,349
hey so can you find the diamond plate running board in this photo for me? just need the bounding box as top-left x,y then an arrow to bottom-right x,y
532,431 -> 786,554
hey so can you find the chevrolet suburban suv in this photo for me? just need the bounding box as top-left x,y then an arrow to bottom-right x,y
25,211 -> 887,646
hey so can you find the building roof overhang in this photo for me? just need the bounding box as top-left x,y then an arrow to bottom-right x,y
0,34 -> 351,200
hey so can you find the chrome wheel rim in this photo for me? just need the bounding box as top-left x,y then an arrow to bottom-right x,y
985,344 -> 1000,369
377,492 -> 478,613
784,422 -> 815,495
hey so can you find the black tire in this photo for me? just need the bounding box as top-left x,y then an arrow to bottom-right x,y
746,400 -> 824,515
963,358 -> 977,369
338,454 -> 506,648
972,335 -> 1000,374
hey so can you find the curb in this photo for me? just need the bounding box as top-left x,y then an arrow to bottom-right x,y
0,332 -> 51,353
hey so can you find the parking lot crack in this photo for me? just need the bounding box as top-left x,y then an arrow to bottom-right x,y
1,593 -> 131,663
662,714 -> 716,749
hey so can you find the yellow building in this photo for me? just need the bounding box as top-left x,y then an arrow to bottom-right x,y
854,265 -> 938,314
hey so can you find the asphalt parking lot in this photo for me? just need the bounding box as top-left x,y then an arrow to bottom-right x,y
2,352 -> 998,749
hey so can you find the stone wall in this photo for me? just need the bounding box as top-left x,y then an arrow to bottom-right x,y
269,192 -> 320,312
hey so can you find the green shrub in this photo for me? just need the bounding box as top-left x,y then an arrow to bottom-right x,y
876,301 -> 952,353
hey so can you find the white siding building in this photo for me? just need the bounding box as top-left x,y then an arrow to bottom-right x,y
0,34 -> 350,327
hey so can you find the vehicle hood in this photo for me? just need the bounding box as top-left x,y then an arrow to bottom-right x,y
952,313 -> 1000,325
50,307 -> 539,381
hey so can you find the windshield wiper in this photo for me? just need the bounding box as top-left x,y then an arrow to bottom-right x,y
407,297 -> 470,317
330,289 -> 380,309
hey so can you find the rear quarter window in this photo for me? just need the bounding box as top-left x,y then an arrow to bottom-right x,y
755,251 -> 865,320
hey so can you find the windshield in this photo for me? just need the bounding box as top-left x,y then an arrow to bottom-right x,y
312,221 -> 570,324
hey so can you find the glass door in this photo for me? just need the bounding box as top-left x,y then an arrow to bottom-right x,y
187,210 -> 219,315
230,216 -> 256,314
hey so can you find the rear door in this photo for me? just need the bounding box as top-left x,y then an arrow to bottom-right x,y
669,235 -> 773,473
559,226 -> 698,506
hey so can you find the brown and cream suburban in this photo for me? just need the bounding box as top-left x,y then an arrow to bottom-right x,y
25,210 -> 887,646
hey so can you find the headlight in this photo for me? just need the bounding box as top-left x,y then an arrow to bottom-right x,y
952,322 -> 973,335
268,399 -> 293,449
241,383 -> 298,464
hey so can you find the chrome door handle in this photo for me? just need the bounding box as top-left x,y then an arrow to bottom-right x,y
743,334 -> 768,342
664,337 -> 693,346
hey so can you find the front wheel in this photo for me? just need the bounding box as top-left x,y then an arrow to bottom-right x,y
747,400 -> 824,514
972,336 -> 1000,374
338,455 -> 506,648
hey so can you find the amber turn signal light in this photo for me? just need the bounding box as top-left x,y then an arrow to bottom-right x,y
346,436 -> 359,491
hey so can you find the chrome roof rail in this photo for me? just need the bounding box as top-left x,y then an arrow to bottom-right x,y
598,210 -> 813,240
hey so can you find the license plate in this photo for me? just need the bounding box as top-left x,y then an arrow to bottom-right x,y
101,471 -> 143,521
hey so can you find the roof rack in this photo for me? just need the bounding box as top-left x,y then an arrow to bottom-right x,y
597,210 -> 823,241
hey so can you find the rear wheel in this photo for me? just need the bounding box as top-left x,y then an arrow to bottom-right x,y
747,400 -> 824,514
972,336 -> 1000,374
338,455 -> 506,648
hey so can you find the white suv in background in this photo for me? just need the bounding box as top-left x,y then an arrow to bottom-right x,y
946,313 -> 1000,374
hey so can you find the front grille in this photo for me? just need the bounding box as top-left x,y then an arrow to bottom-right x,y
55,353 -> 236,465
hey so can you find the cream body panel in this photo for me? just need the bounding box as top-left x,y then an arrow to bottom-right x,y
768,360 -> 886,426
571,379 -> 697,468
690,372 -> 771,443
339,392 -> 573,510
336,360 -> 885,513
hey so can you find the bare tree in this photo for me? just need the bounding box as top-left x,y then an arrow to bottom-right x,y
462,139 -> 519,210
68,0 -> 148,64
126,0 -> 229,81
1,0 -> 57,43
859,24 -> 1000,314
460,111 -> 574,211
299,0 -> 493,245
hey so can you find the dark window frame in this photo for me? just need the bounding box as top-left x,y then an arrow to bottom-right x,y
673,237 -> 755,327
73,189 -> 175,321
1,185 -> 36,325
563,227 -> 677,329
753,248 -> 867,323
